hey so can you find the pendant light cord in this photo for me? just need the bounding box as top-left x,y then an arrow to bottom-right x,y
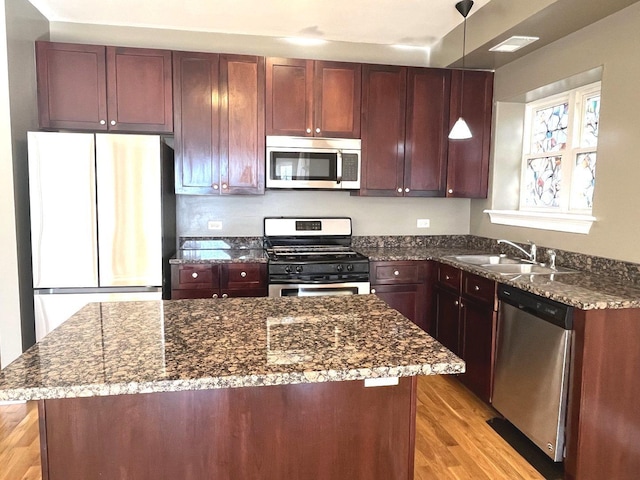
460,15 -> 466,117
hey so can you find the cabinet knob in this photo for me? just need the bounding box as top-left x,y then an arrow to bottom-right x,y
213,184 -> 219,190
448,189 -> 453,194
240,271 -> 247,278
454,300 -> 459,306
405,188 -> 410,193
393,270 -> 400,276
222,293 -> 228,298
315,127 -> 321,134
110,120 -> 116,126
371,288 -> 376,294
100,120 -> 106,125
212,293 -> 218,298
191,272 -> 198,278
306,128 -> 312,134
222,183 -> 228,190
445,275 -> 451,280
474,285 -> 480,291
397,188 -> 403,193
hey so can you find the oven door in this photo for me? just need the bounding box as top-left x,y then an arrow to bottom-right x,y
269,282 -> 371,297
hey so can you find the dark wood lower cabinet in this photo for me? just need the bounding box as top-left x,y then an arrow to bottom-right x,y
433,285 -> 462,355
39,377 -> 417,480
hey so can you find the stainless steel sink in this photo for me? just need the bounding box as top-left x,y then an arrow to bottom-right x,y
450,254 -> 522,265
447,254 -> 578,275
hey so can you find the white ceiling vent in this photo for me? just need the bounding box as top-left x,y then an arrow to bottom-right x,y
489,35 -> 540,53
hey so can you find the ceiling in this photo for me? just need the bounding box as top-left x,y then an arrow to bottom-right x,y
26,0 -> 640,69
26,0 -> 491,48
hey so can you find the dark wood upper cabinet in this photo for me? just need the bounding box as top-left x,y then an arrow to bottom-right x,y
446,69 -> 494,198
36,41 -> 173,133
174,52 -> 265,195
360,65 -> 450,197
266,58 -> 361,138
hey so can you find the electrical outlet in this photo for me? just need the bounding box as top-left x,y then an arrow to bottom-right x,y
208,221 -> 223,230
417,219 -> 430,228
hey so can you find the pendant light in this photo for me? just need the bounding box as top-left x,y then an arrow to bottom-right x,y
449,0 -> 474,140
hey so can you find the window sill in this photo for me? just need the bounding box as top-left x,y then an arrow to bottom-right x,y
484,210 -> 595,234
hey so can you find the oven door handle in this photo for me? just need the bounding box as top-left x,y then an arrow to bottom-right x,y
269,278 -> 368,285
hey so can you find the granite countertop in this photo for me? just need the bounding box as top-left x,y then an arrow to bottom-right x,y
0,295 -> 463,401
359,247 -> 640,310
170,248 -> 266,264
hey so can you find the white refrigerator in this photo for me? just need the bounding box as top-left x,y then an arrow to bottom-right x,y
28,132 -> 176,341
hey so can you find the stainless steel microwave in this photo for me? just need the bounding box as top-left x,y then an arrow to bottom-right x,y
266,136 -> 361,190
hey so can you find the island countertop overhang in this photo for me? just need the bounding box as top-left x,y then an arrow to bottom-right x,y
0,295 -> 464,401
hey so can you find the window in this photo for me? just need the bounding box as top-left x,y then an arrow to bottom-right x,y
520,82 -> 600,214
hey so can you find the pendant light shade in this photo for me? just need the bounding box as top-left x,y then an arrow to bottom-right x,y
449,0 -> 474,140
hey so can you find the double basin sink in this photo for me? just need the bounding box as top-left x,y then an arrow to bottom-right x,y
446,254 -> 578,276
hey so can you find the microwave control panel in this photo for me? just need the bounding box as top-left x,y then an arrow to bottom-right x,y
342,154 -> 359,181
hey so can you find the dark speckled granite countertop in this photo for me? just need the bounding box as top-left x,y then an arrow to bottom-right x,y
0,295 -> 464,401
170,248 -> 266,264
359,247 -> 640,310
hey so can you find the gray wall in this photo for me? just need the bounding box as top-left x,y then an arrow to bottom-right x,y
177,193 -> 471,237
0,0 -> 47,367
471,2 -> 640,263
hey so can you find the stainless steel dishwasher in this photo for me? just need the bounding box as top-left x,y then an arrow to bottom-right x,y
492,285 -> 573,462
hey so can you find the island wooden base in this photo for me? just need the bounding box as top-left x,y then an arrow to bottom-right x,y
38,377 -> 417,480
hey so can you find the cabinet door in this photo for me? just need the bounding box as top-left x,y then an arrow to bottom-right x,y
360,64 -> 407,196
219,55 -> 265,195
36,41 -> 108,131
372,283 -> 428,331
266,58 -> 313,136
173,52 -> 221,194
446,70 -> 493,198
404,68 -> 450,196
460,300 -> 496,403
434,286 -> 462,356
314,61 -> 361,138
106,47 -> 173,133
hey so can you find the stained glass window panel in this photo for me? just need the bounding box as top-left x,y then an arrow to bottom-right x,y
523,156 -> 562,208
581,95 -> 600,147
572,152 -> 596,209
532,103 -> 568,154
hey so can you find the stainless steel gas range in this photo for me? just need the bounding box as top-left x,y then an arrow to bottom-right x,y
264,217 -> 370,297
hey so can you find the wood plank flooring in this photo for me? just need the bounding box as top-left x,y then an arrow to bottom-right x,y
0,375 -> 543,480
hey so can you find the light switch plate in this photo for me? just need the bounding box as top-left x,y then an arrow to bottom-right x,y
208,220 -> 223,230
417,219 -> 430,228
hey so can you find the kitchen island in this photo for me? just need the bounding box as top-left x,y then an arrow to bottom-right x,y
0,294 -> 463,480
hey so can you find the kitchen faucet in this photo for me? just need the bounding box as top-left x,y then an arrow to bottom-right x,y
497,239 -> 537,263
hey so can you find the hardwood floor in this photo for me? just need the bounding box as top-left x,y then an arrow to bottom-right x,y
0,375 -> 543,480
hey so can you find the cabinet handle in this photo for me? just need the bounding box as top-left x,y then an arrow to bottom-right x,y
222,293 -> 228,298
222,183 -> 228,190
405,188 -> 410,193
213,184 -> 219,190
448,189 -> 453,194
100,120 -> 106,125
212,293 -> 218,298
371,288 -> 376,294
240,271 -> 247,278
474,285 -> 480,291
191,272 -> 198,279
445,275 -> 451,280
393,270 -> 400,276
454,300 -> 459,306
397,188 -> 403,193
306,128 -> 312,134
315,127 -> 321,134
110,120 -> 116,126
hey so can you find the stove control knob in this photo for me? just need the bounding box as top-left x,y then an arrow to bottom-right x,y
347,264 -> 354,272
336,264 -> 344,272
285,265 -> 292,273
295,265 -> 304,273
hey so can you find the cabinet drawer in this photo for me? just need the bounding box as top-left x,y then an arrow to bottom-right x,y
172,265 -> 219,289
171,288 -> 219,299
371,261 -> 423,284
438,263 -> 461,291
462,272 -> 496,308
223,263 -> 266,289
